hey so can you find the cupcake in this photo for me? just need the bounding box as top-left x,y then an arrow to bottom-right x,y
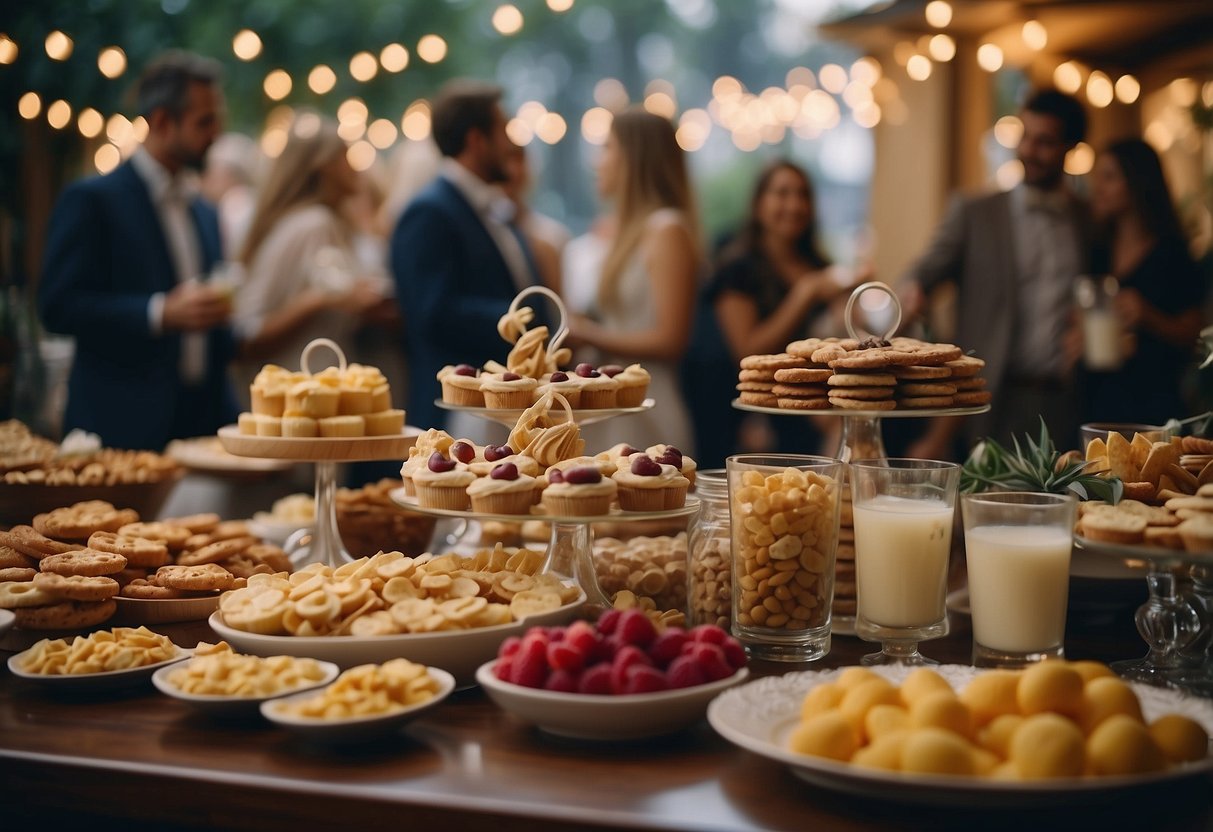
543,466 -> 618,516
645,444 -> 697,487
254,415 -> 283,437
363,409 -> 405,436
412,452 -> 476,510
572,363 -> 619,409
250,365 -> 292,416
480,372 -> 539,410
238,412 -> 258,435
612,454 -> 690,511
281,414 -> 319,437
286,380 -> 340,419
536,371 -> 583,409
596,442 -> 644,473
319,415 -> 365,437
467,462 -> 540,515
610,363 -> 650,407
438,364 -> 484,407
400,429 -> 455,496
469,446 -> 540,478
338,384 -> 374,415
548,455 -> 618,478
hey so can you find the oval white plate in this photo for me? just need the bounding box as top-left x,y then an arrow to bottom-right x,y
207,588 -> 585,686
260,666 -> 455,742
707,664 -> 1213,807
7,645 -> 193,692
151,657 -> 340,717
477,659 -> 749,740
247,516 -> 313,548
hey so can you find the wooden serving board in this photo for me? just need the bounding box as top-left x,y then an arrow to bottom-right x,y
217,425 -> 420,462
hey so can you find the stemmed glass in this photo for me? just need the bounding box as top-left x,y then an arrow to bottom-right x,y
850,459 -> 960,666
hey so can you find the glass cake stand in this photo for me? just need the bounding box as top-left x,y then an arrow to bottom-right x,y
436,397 -> 654,428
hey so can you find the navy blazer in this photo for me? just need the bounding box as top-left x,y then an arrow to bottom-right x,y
390,174 -> 540,430
38,160 -> 237,450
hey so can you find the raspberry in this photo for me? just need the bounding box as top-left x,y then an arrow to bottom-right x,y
578,663 -> 613,694
544,669 -> 579,692
592,634 -> 624,662
564,620 -> 599,655
610,645 -> 653,694
647,627 -> 689,667
510,635 -> 550,688
494,657 -> 515,681
623,664 -> 669,694
616,609 -> 657,647
689,642 -> 733,682
498,636 -> 522,659
547,640 -> 588,673
666,654 -> 707,689
597,608 -> 622,634
688,624 -> 729,645
720,637 -> 747,670
545,626 -> 566,643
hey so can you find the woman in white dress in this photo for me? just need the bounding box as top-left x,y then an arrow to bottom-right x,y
569,109 -> 700,454
232,117 -> 385,388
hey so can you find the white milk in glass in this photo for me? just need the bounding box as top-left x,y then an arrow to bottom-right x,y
966,525 -> 1071,653
853,495 -> 953,628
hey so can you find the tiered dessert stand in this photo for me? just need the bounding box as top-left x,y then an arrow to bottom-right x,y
733,282 -> 990,634
218,339 -> 419,569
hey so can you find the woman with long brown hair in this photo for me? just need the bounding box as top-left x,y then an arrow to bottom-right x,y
570,108 -> 700,452
232,115 -> 384,369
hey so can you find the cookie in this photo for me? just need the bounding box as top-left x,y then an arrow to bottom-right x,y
771,383 -> 830,397
954,390 -> 993,406
900,382 -> 958,396
33,501 -> 136,540
738,369 -> 777,383
32,572 -> 120,602
208,520 -> 252,541
829,349 -> 921,370
773,367 -> 833,383
831,598 -> 857,616
0,580 -> 56,608
165,512 -> 221,533
1081,511 -> 1146,544
945,355 -> 985,377
899,396 -> 955,409
952,377 -> 987,391
739,391 -> 778,407
88,531 -> 171,569
177,535 -> 257,567
777,398 -> 831,410
892,365 -> 953,380
736,381 -> 775,393
244,543 -> 292,573
117,522 -> 192,551
121,579 -> 185,599
14,599 -> 117,631
827,387 -> 894,400
114,568 -> 150,587
739,353 -> 805,371
835,544 -> 855,561
1144,527 -> 1183,549
828,373 -> 898,387
828,397 -> 896,411
0,567 -> 36,582
0,545 -> 38,569
220,554 -> 277,579
0,526 -> 82,559
154,563 -> 235,591
788,338 -> 857,360
38,549 -> 127,577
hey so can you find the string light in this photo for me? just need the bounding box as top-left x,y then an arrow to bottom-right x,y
819,64 -> 847,94
1021,20 -> 1048,51
261,126 -> 288,158
95,144 -> 120,174
506,117 -> 533,145
77,107 -> 103,138
0,34 -> 18,64
1064,142 -> 1094,175
1115,75 -> 1140,105
105,114 -> 132,144
1086,71 -> 1113,108
594,77 -> 628,110
924,1 -> 952,28
47,99 -> 72,129
1054,61 -> 1083,94
308,65 -> 337,94
338,97 -> 369,124
380,43 -> 409,73
18,92 -> 41,120
995,159 -> 1024,190
97,46 -> 126,79
580,107 -> 612,144
547,0 -> 574,10
906,55 -> 932,81
347,140 -> 376,171
367,118 -> 398,149
45,30 -> 72,61
976,43 -> 1003,73
492,5 -> 524,35
401,100 -> 432,140
232,29 -> 262,61
928,34 -> 955,62
535,111 -> 567,143
850,57 -> 881,85
993,115 -> 1023,149
643,91 -> 676,118
263,70 -> 292,100
349,51 -> 378,82
417,35 -> 447,63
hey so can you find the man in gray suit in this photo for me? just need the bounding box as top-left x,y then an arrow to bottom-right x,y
901,89 -> 1090,459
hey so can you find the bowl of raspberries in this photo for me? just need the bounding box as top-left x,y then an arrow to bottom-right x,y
475,608 -> 749,740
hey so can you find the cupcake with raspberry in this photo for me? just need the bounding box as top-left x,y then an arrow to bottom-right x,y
412,451 -> 475,510
612,454 -> 690,511
645,444 -> 697,487
543,465 -> 618,516
548,455 -> 618,479
480,371 -> 539,410
596,442 -> 644,473
602,363 -> 650,407
535,370 -> 583,408
438,364 -> 485,407
572,363 -> 619,409
468,443 -> 540,478
399,429 -> 454,496
467,462 -> 540,515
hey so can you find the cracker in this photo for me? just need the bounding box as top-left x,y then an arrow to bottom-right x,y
736,381 -> 775,393
771,383 -> 830,398
177,535 -> 257,566
899,382 -> 958,396
739,391 -> 778,407
32,572 -> 120,602
827,387 -> 894,400
88,531 -> 170,568
0,580 -> 56,608
38,549 -> 127,577
155,563 -> 235,591
738,369 -> 777,383
827,373 -> 897,387
954,391 -> 993,406
892,365 -> 952,380
0,546 -> 38,569
165,512 -> 221,533
0,526 -> 82,559
739,353 -> 804,371
777,398 -> 831,410
773,367 -> 833,383
0,567 -> 36,582
899,396 -> 954,409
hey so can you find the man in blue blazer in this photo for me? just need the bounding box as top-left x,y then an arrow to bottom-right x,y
39,52 -> 237,450
391,79 -> 541,431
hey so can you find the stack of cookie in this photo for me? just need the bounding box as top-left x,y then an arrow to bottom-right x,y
0,501 -> 294,631
833,491 -> 856,621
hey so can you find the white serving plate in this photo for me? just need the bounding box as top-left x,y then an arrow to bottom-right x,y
151,657 -> 340,717
207,588 -> 585,686
476,660 -> 749,740
707,664 -> 1213,807
7,645 -> 193,692
260,666 -> 455,742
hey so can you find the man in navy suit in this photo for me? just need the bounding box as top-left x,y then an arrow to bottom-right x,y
39,51 -> 237,450
391,79 -> 540,431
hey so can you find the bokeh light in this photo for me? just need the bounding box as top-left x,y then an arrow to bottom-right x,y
232,29 -> 262,61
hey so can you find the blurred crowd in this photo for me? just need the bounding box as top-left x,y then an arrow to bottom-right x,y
35,52 -> 1210,474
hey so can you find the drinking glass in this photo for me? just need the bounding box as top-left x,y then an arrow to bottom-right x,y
1074,275 -> 1123,371
850,459 -> 960,666
726,454 -> 843,662
961,492 -> 1078,667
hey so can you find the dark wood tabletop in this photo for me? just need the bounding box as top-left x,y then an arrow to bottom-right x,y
2,586 -> 1211,832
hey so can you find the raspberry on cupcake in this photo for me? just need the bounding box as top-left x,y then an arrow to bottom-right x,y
467,462 -> 540,515
412,451 -> 476,511
438,364 -> 485,406
612,454 -> 690,511
543,465 -> 618,516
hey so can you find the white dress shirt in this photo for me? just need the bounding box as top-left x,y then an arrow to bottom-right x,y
439,158 -> 533,292
130,148 -> 207,383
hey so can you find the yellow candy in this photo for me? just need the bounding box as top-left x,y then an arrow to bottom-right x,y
1079,676 -> 1143,734
1149,714 -> 1209,764
1011,713 -> 1085,779
835,666 -> 879,692
898,667 -> 954,706
865,703 -> 910,741
1017,661 -> 1084,718
1069,660 -> 1116,684
1087,714 -> 1167,775
801,682 -> 844,718
840,678 -> 901,740
910,690 -> 974,739
901,728 -> 977,776
787,711 -> 859,762
959,670 -> 1020,727
978,714 -> 1024,758
851,731 -> 908,771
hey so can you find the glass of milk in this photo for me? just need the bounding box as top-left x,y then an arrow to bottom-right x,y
1074,275 -> 1123,371
850,459 -> 960,666
961,492 -> 1078,667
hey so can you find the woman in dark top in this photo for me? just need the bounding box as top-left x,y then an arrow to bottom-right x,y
1082,139 -> 1207,425
682,161 -> 855,466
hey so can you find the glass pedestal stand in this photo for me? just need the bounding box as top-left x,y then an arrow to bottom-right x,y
217,426 -> 419,570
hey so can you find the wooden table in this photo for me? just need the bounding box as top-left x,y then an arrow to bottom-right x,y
2,601 -> 1211,832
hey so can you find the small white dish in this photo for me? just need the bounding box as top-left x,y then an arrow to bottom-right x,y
248,516 -> 313,548
208,588 -> 584,686
260,666 -> 455,742
151,657 -> 340,717
7,645 -> 193,692
476,660 -> 750,740
0,609 -> 14,638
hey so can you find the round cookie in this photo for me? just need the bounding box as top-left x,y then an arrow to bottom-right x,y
828,373 -> 897,387
0,526 -> 82,559
154,563 -> 235,591
118,522 -> 192,551
828,387 -> 895,400
777,398 -> 831,410
945,355 -> 985,377
166,512 -> 221,533
774,367 -> 833,383
33,501 -> 133,540
736,381 -> 775,393
899,396 -> 955,409
893,365 -> 953,380
32,572 -> 120,602
0,567 -> 36,582
740,353 -> 805,372
14,599 -> 117,631
220,554 -> 277,579
177,535 -> 257,567
738,369 -> 777,383
0,545 -> 38,569
900,382 -> 958,396
88,531 -> 171,568
772,383 -> 830,398
0,580 -> 56,608
739,391 -> 778,407
121,579 -> 185,599
38,549 -> 127,577
952,377 -> 987,391
955,390 -> 993,406
829,349 -> 919,370
829,397 -> 897,411
244,543 -> 292,573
